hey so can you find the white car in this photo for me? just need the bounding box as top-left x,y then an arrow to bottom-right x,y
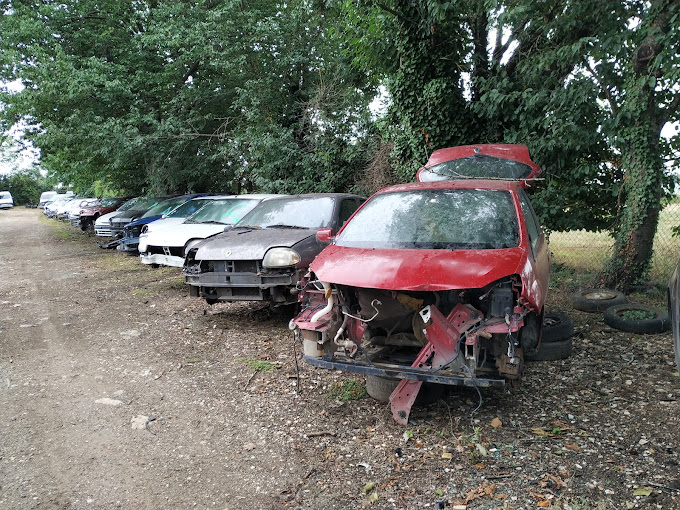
38,191 -> 57,208
139,194 -> 278,267
44,195 -> 75,217
67,198 -> 100,227
58,197 -> 96,221
94,198 -> 140,236
0,191 -> 13,209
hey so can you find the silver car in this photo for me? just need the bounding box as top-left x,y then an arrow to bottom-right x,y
184,193 -> 364,306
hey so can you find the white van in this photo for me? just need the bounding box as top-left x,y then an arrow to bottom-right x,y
39,191 -> 58,208
0,191 -> 14,209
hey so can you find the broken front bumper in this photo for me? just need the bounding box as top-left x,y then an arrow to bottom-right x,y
184,262 -> 306,303
140,249 -> 185,268
293,292 -> 526,425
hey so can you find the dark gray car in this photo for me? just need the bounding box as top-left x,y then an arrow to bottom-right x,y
184,193 -> 364,306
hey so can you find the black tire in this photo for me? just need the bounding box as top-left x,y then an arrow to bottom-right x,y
604,304 -> 670,334
365,375 -> 442,405
573,288 -> 626,312
525,336 -> 573,361
542,312 -> 574,343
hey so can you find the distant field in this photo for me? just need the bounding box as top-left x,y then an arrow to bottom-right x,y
549,201 -> 679,284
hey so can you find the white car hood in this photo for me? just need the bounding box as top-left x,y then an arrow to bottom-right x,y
95,210 -> 119,226
144,223 -> 229,248
143,217 -> 186,234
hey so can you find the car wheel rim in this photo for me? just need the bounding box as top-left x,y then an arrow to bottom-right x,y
582,290 -> 619,300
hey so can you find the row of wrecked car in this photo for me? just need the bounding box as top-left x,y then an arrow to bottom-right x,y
44,144 -> 568,424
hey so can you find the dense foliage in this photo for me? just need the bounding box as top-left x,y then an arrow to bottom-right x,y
0,1 -> 376,195
1,0 -> 679,288
341,0 -> 679,288
0,167 -> 50,205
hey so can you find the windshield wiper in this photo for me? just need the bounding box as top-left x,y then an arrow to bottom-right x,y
265,224 -> 306,229
233,224 -> 262,230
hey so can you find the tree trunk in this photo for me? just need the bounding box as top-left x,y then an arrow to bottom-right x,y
600,146 -> 663,290
598,5 -> 670,290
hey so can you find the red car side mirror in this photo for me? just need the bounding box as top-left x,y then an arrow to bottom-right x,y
316,228 -> 333,244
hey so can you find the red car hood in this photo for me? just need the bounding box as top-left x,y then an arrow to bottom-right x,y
310,245 -> 527,291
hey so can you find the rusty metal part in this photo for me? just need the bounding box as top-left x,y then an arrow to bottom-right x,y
496,347 -> 524,379
390,303 -> 482,425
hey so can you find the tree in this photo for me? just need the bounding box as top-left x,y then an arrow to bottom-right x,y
591,0 -> 679,288
0,167 -> 48,205
342,0 -> 680,289
0,1 -> 376,195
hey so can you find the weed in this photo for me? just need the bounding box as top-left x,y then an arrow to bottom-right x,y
131,288 -> 154,298
55,230 -> 75,239
620,309 -> 657,320
166,277 -> 186,290
327,379 -> 366,401
240,358 -> 280,372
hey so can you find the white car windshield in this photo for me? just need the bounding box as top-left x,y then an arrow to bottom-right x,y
236,197 -> 336,229
186,198 -> 261,224
335,189 -> 520,250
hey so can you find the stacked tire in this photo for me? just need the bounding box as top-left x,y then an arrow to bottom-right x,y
526,312 -> 574,361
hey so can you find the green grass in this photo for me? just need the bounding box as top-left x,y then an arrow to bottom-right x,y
91,252 -> 146,272
548,201 -> 678,286
41,215 -> 79,240
327,379 -> 367,401
240,358 -> 280,372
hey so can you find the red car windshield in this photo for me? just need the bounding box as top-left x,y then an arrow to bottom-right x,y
335,189 -> 519,250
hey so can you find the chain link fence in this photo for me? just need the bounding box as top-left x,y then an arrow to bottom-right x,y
547,201 -> 679,286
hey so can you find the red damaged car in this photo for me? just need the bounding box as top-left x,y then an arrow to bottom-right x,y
292,144 -> 549,424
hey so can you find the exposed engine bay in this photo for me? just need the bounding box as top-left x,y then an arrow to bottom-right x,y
292,273 -> 542,425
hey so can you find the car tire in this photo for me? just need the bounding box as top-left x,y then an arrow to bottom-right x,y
573,288 -> 626,312
542,312 -> 574,343
365,375 -> 442,405
525,336 -> 573,361
604,304 -> 670,334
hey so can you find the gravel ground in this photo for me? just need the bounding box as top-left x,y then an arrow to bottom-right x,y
1,207 -> 679,510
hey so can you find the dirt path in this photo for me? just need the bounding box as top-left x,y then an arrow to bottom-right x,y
1,208 -> 680,510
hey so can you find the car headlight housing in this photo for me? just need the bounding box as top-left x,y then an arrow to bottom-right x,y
184,239 -> 203,256
263,248 -> 301,268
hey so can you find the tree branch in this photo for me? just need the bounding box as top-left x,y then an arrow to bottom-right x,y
586,60 -> 619,118
375,2 -> 419,26
660,93 -> 680,125
181,60 -> 201,86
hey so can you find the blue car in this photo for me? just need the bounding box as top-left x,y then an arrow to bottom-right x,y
118,194 -> 215,254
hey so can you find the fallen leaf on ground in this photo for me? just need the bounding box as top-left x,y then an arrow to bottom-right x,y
541,473 -> 565,490
464,483 -> 495,504
362,482 -> 375,494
